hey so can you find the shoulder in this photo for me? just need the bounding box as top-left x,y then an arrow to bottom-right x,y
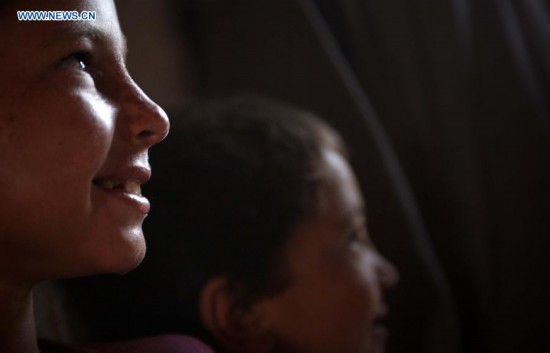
39,334 -> 215,353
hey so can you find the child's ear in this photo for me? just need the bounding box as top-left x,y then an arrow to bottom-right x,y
199,276 -> 272,353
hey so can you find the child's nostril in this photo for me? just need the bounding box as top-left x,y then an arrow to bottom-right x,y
137,130 -> 154,139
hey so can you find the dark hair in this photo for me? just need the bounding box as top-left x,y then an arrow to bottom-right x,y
62,96 -> 347,342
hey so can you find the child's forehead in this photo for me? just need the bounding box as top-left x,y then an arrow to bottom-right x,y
0,0 -> 124,59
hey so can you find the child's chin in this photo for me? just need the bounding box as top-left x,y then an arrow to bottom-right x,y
87,237 -> 146,276
111,243 -> 146,275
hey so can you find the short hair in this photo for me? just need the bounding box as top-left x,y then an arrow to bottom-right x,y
63,96 -> 348,341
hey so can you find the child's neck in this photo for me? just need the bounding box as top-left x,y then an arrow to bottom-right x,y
0,281 -> 40,353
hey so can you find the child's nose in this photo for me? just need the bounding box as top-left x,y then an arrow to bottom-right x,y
376,254 -> 399,291
118,77 -> 170,148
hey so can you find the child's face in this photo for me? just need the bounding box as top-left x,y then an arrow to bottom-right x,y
260,149 -> 398,353
0,0 -> 169,281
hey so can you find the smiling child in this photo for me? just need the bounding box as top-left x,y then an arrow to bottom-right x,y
0,1 -> 219,353
68,96 -> 398,353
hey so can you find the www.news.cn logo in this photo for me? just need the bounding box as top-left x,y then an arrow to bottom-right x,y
17,11 -> 96,21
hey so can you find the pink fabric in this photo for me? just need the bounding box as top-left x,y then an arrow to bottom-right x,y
39,334 -> 215,353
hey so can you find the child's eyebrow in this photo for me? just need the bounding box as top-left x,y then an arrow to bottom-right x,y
348,205 -> 366,219
40,24 -> 128,60
336,206 -> 366,229
41,24 -> 100,48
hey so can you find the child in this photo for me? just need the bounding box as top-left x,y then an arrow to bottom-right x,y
0,1 -> 211,352
65,96 -> 398,353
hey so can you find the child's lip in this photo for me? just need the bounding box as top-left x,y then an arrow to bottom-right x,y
93,179 -> 143,196
93,165 -> 151,187
92,165 -> 152,214
373,303 -> 389,330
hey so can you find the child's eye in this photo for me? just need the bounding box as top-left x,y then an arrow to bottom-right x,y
347,228 -> 369,245
348,230 -> 359,242
348,229 -> 366,243
59,51 -> 92,72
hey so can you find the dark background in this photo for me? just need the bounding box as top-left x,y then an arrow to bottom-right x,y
36,2 -> 550,353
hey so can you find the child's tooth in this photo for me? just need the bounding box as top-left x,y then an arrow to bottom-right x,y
102,180 -> 115,190
123,182 -> 141,195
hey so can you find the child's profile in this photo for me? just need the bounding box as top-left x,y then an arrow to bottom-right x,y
0,1 -> 213,352
65,96 -> 399,353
